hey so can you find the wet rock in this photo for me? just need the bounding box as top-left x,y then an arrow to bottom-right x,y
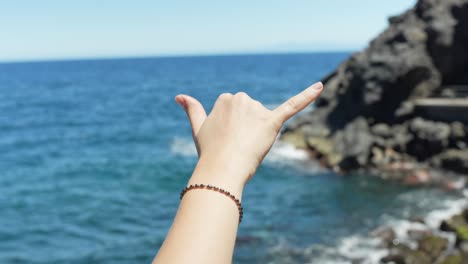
382,241 -> 443,264
371,123 -> 393,139
450,122 -> 466,141
333,117 -> 373,170
403,169 -> 431,186
440,209 -> 468,245
431,150 -> 468,174
463,209 -> 468,221
456,225 -> 468,245
371,147 -> 387,166
440,213 -> 467,233
381,253 -> 406,264
439,251 -> 463,264
281,0 -> 468,175
460,241 -> 468,259
404,250 -> 433,264
418,234 -> 449,260
304,136 -> 342,169
281,129 -> 308,149
407,118 -> 451,160
408,229 -> 432,240
371,226 -> 396,246
380,210 -> 468,264
409,217 -> 426,224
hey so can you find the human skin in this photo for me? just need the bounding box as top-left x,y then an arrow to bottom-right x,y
153,82 -> 323,264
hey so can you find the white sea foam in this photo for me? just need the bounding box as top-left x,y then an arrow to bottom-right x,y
425,194 -> 468,229
267,235 -> 388,264
170,136 -> 310,163
336,190 -> 467,263
268,189 -> 468,264
265,140 -> 310,162
335,235 -> 389,264
170,137 -> 197,156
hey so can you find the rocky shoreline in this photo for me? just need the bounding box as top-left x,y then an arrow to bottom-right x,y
375,206 -> 468,264
281,0 -> 468,180
280,0 -> 468,263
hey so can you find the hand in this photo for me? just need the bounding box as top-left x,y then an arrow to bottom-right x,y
175,82 -> 323,195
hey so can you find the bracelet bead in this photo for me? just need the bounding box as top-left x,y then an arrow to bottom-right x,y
180,184 -> 243,223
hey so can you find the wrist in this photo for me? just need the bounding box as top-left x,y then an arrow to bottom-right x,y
187,157 -> 247,201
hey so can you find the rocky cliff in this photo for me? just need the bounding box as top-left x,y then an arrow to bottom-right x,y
378,208 -> 468,264
282,0 -> 468,180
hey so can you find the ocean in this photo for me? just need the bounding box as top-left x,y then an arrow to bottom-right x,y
0,53 -> 466,264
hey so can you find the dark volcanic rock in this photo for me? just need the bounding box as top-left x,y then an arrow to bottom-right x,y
461,241 -> 468,259
282,0 -> 468,174
379,209 -> 468,264
371,226 -> 397,246
439,251 -> 464,264
423,0 -> 468,85
418,234 -> 449,260
333,117 -> 373,170
382,243 -> 433,264
431,150 -> 468,173
440,213 -> 468,233
382,234 -> 450,264
407,117 -> 451,159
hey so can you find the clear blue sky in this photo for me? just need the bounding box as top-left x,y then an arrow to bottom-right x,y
0,0 -> 415,62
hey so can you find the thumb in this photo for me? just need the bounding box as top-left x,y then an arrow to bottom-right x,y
175,94 -> 207,136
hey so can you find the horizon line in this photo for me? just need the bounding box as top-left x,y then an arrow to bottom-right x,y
0,49 -> 357,65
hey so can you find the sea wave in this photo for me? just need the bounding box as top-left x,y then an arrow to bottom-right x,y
268,189 -> 468,264
170,137 -> 197,156
333,190 -> 466,263
170,136 -> 310,163
266,234 -> 387,264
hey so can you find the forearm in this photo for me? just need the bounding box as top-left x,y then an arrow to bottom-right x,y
153,82 -> 322,263
153,158 -> 246,264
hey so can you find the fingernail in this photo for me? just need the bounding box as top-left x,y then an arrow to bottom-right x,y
313,82 -> 323,90
175,95 -> 187,109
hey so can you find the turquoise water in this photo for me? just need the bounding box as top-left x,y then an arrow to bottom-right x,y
0,54 -> 464,263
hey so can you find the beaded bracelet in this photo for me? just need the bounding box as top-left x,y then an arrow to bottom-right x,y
180,184 -> 243,224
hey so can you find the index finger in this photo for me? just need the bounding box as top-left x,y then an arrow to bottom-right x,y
273,82 -> 323,123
